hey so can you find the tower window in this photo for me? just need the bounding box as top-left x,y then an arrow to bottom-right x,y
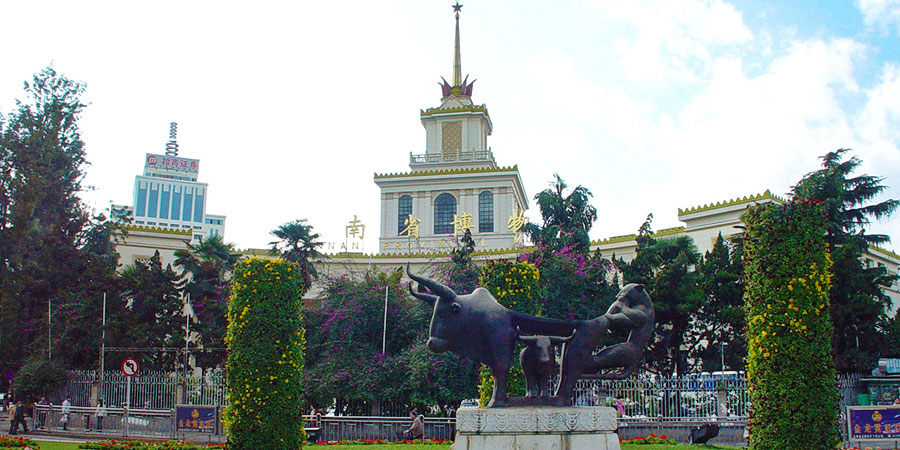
479,191 -> 493,232
398,195 -> 413,234
434,193 -> 457,235
441,121 -> 462,153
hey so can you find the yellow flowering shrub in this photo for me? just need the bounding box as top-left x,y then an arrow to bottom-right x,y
225,257 -> 307,450
476,260 -> 540,405
743,201 -> 839,450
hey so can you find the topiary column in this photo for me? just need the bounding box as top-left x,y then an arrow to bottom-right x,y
225,257 -> 307,450
476,260 -> 541,405
743,201 -> 840,450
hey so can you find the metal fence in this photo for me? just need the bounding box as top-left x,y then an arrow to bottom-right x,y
567,374 -> 751,418
33,404 -> 178,439
63,369 -> 226,409
55,370 -> 864,444
308,415 -> 456,443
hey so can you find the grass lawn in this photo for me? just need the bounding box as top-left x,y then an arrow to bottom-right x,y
34,441 -> 83,450
32,441 -> 740,450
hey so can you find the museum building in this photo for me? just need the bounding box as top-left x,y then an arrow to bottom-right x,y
108,7 -> 900,314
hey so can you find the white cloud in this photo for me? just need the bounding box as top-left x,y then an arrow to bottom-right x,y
856,0 -> 900,34
578,0 -> 753,84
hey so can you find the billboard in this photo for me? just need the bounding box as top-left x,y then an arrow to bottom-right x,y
145,153 -> 199,173
848,406 -> 900,440
175,405 -> 217,433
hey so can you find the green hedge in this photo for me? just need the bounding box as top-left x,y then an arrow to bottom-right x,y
225,257 -> 308,450
742,201 -> 839,450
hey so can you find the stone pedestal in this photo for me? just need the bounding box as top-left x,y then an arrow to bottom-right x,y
452,406 -> 620,450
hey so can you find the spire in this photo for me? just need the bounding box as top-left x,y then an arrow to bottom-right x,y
452,2 -> 463,87
438,2 -> 475,99
165,122 -> 179,156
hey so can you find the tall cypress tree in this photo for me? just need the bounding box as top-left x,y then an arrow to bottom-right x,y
0,67 -> 90,370
792,149 -> 899,372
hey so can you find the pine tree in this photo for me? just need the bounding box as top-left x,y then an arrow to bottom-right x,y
616,215 -> 703,376
692,233 -> 746,372
0,67 -> 91,370
792,149 -> 899,372
119,251 -> 186,370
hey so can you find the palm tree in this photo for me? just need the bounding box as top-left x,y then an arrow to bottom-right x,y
173,234 -> 238,368
269,220 -> 324,284
523,174 -> 598,251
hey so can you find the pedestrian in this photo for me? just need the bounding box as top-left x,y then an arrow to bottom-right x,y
61,395 -> 72,430
10,400 -> 28,435
7,400 -> 17,434
400,408 -> 424,441
95,399 -> 106,432
35,397 -> 47,429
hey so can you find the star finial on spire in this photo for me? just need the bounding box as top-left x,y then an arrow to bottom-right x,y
453,2 -> 463,15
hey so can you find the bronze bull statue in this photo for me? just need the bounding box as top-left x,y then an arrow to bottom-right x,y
406,264 -> 654,407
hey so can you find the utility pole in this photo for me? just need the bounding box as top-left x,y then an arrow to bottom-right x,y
100,293 -> 107,391
184,294 -> 191,383
48,299 -> 52,360
721,342 -> 727,372
382,286 -> 389,354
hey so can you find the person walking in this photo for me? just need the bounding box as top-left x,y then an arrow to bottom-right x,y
10,401 -> 28,435
401,408 -> 424,441
95,399 -> 106,432
61,396 -> 72,430
7,400 -> 17,434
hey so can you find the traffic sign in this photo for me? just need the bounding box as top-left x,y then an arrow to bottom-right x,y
121,358 -> 139,377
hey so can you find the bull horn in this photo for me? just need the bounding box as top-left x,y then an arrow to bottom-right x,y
549,332 -> 576,345
518,335 -> 539,344
408,283 -> 438,306
406,263 -> 457,300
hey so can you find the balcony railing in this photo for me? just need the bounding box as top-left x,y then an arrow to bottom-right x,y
410,149 -> 496,166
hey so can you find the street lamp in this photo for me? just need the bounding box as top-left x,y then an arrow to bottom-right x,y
720,342 -> 727,372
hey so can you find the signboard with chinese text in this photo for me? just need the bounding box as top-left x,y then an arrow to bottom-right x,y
145,153 -> 200,173
847,406 -> 900,440
883,358 -> 900,374
175,405 -> 217,433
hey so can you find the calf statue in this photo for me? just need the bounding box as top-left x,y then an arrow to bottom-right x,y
517,330 -> 574,398
406,265 -> 654,407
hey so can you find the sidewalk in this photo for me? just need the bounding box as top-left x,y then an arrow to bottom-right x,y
1,417 -> 226,444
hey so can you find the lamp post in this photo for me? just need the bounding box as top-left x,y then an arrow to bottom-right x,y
720,342 -> 727,372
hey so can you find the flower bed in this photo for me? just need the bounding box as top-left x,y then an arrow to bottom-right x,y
314,439 -> 452,446
78,441 -> 224,450
620,433 -> 676,445
0,435 -> 41,450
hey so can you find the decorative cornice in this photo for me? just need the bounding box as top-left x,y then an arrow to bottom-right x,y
420,104 -> 488,117
121,224 -> 192,236
590,227 -> 686,247
318,244 -> 536,260
678,190 -> 786,216
374,165 -> 519,179
869,245 -> 900,262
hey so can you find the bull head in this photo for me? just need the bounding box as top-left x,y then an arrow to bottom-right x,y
406,263 -> 464,353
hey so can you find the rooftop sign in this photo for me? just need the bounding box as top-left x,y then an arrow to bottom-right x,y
145,153 -> 199,173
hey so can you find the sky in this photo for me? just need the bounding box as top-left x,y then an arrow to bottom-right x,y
2,0 -> 899,254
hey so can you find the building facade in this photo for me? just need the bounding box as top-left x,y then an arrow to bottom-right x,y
113,123 -> 226,268
375,6 -> 528,255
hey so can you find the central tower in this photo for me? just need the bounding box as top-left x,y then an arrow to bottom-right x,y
374,4 -> 528,254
